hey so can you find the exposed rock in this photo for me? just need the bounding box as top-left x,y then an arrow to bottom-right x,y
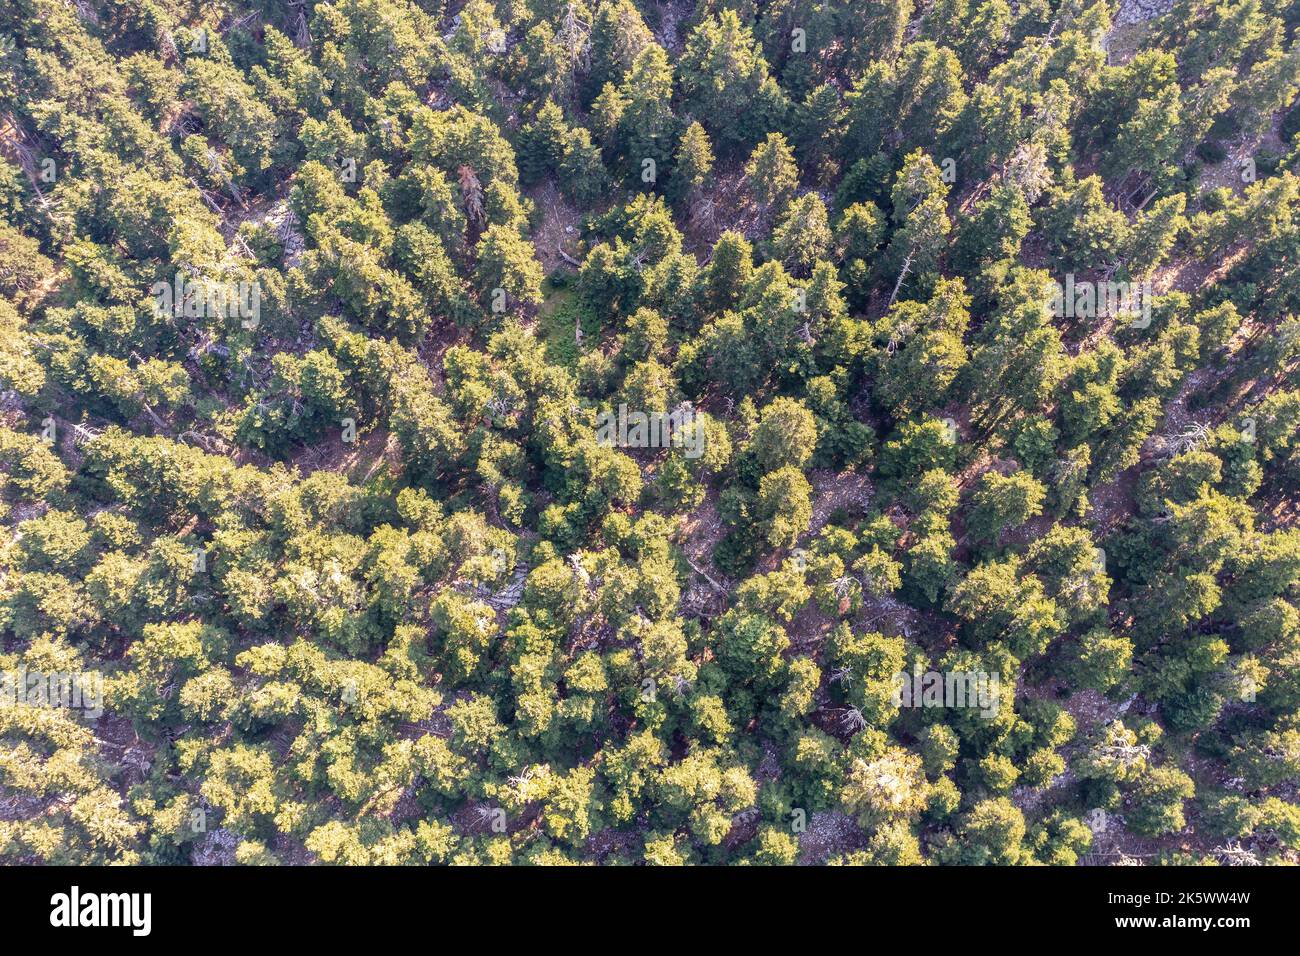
1114,0 -> 1174,25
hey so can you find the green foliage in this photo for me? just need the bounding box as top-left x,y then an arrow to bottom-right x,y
2,0 -> 1296,868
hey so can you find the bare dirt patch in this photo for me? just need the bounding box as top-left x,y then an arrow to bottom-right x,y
804,468 -> 874,539
797,809 -> 866,864
291,427 -> 400,485
528,180 -> 587,275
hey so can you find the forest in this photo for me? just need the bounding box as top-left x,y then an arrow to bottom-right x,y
0,0 -> 1299,867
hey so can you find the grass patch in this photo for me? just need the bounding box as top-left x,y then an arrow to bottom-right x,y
537,280 -> 600,368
